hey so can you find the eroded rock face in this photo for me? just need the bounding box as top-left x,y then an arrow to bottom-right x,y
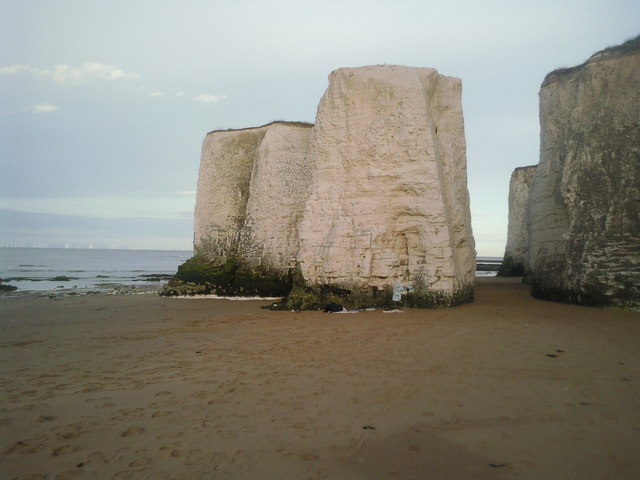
497,166 -> 536,277
528,38 -> 640,308
297,66 -> 476,305
191,121 -> 312,294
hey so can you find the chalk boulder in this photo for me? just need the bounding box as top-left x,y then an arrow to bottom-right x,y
528,37 -> 640,308
297,65 -> 476,306
497,166 -> 536,277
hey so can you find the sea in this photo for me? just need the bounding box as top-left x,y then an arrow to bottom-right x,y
0,247 -> 192,296
0,248 -> 500,297
476,256 -> 502,277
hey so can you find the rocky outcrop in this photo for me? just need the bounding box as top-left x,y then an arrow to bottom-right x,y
184,121 -> 312,296
174,65 -> 476,307
497,166 -> 536,277
528,36 -> 640,308
297,66 -> 475,307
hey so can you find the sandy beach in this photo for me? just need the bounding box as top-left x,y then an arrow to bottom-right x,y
1,277 -> 639,480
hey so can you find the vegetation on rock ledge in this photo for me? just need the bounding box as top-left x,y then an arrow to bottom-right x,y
268,282 -> 474,311
160,256 -> 293,297
162,257 -> 474,311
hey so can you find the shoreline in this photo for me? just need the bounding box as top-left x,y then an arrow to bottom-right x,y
1,277 -> 639,479
0,282 -> 166,299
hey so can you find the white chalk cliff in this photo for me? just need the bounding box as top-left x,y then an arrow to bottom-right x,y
188,65 -> 476,306
298,66 -> 475,303
528,37 -> 640,308
498,166 -> 536,276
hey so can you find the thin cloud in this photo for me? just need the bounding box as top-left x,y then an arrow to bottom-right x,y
26,103 -> 58,113
193,93 -> 227,104
1,62 -> 139,85
0,64 -> 33,75
173,91 -> 227,104
2,63 -> 227,105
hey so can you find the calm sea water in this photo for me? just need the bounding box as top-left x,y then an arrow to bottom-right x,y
0,247 -> 192,295
476,256 -> 501,277
0,248 -> 500,296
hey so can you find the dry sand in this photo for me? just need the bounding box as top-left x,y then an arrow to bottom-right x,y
1,277 -> 639,480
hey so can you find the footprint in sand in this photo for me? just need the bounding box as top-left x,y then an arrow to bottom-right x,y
3,440 -> 43,455
36,415 -> 56,422
300,453 -> 319,461
56,428 -> 85,440
85,451 -> 108,465
112,447 -> 135,461
51,470 -> 81,479
128,457 -> 152,467
190,390 -> 210,399
117,407 -> 146,419
151,411 -> 172,418
52,444 -> 80,456
11,475 -> 48,480
112,472 -> 137,480
121,426 -> 145,437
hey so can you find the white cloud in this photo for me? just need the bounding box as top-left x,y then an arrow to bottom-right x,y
193,93 -> 227,104
0,64 -> 34,75
26,103 -> 58,113
176,190 -> 196,195
1,62 -> 138,85
1,63 -> 227,105
173,90 -> 227,104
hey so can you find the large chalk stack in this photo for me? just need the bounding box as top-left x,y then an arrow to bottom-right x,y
182,65 -> 476,307
298,66 -> 475,305
528,37 -> 640,308
497,166 -> 536,277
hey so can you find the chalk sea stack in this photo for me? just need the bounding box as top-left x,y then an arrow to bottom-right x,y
296,66 -> 475,308
168,121 -> 312,297
167,65 -> 476,308
528,36 -> 640,308
497,166 -> 536,277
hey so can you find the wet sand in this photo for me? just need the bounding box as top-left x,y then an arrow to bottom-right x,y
1,278 -> 639,479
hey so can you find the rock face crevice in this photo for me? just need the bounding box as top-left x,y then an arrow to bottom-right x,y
184,66 -> 476,307
528,36 -> 640,308
497,166 -> 536,277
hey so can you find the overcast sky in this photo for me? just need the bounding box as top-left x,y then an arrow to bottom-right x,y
1,0 -> 638,253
